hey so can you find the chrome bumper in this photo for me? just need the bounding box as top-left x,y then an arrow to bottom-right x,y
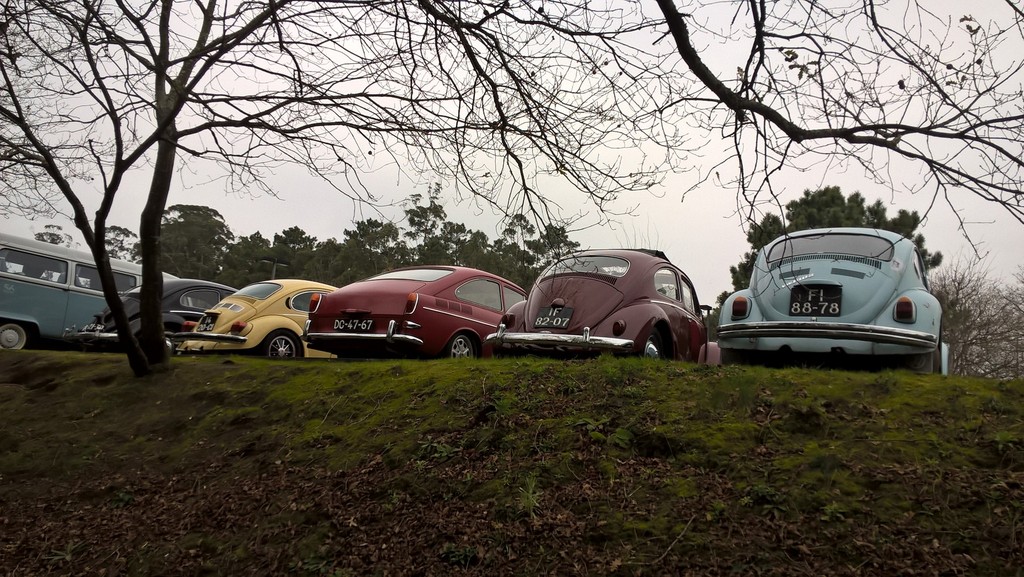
169,331 -> 248,344
484,324 -> 634,353
67,331 -> 120,343
716,321 -> 937,348
304,319 -> 424,346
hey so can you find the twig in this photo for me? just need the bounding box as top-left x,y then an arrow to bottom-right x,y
628,515 -> 696,566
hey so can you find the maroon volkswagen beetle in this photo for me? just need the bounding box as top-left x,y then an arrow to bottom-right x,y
304,266 -> 526,358
485,249 -> 712,361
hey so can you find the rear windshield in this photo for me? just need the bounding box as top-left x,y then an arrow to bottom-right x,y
540,255 -> 630,279
767,233 -> 896,262
234,282 -> 282,300
372,268 -> 453,282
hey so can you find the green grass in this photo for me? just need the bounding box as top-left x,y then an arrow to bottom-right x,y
1,350 -> 1022,575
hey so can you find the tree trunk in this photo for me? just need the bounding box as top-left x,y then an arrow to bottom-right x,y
136,134 -> 178,370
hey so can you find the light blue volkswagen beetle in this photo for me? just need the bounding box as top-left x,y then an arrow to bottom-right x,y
717,227 -> 947,374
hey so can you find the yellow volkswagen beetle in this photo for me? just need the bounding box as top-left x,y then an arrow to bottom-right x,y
172,279 -> 336,358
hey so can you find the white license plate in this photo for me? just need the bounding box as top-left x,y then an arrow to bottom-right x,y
333,318 -> 374,332
81,323 -> 105,332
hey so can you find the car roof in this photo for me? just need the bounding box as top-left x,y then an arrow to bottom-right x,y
368,266 -> 526,290
242,278 -> 337,291
778,227 -> 909,243
162,278 -> 237,292
565,248 -> 673,264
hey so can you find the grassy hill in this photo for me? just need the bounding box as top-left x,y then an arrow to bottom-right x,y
1,350 -> 1022,576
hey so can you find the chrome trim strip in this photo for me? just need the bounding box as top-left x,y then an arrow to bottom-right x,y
484,324 -> 633,353
421,305 -> 496,328
716,321 -> 936,348
67,331 -> 120,342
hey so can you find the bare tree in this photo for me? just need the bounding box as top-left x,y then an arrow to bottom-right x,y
655,0 -> 1024,232
0,1 -> 681,374
2,1 -> 1023,375
931,258 -> 1023,378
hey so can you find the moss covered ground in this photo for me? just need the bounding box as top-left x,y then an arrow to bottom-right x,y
0,350 -> 1022,576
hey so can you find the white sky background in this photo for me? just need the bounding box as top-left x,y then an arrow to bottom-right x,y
3,0 -> 1023,302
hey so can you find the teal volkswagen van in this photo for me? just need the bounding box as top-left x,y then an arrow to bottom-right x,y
0,232 -> 153,350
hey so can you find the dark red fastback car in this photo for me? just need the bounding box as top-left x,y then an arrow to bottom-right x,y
485,249 -> 712,361
304,266 -> 526,359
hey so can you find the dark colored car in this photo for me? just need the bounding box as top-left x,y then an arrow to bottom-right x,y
70,278 -> 236,349
485,249 -> 712,361
304,266 -> 527,359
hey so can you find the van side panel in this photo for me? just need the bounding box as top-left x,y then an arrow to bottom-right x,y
0,233 -> 147,345
0,275 -> 70,339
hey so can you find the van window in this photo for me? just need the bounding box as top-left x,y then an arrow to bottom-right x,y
75,265 -> 137,292
0,248 -> 68,284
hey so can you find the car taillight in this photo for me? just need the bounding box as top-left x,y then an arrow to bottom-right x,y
182,321 -> 197,331
230,321 -> 248,333
731,296 -> 749,320
309,292 -> 322,313
501,313 -> 515,328
893,296 -> 916,323
612,320 -> 626,336
405,293 -> 419,314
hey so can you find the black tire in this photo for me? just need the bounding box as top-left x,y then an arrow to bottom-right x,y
0,322 -> 29,350
444,333 -> 478,359
642,329 -> 666,359
262,330 -> 303,359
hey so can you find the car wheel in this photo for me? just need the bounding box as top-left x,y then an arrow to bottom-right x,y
643,330 -> 665,359
901,351 -> 934,374
0,323 -> 29,350
263,330 -> 303,359
444,333 -> 478,358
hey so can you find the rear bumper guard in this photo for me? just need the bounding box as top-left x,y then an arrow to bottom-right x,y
717,321 -> 937,348
304,319 -> 424,346
484,324 -> 634,353
169,331 -> 247,344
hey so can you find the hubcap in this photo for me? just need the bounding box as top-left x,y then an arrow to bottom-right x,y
450,337 -> 472,358
644,337 -> 660,359
0,327 -> 23,349
269,337 -> 295,357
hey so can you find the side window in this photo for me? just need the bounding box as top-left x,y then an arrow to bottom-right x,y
75,265 -> 101,289
680,282 -> 696,314
74,265 -> 137,292
0,248 -> 67,283
180,289 -> 221,310
502,286 -> 526,310
913,250 -> 928,288
289,291 -> 322,313
653,268 -> 679,300
455,279 -> 502,310
112,272 -> 138,292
